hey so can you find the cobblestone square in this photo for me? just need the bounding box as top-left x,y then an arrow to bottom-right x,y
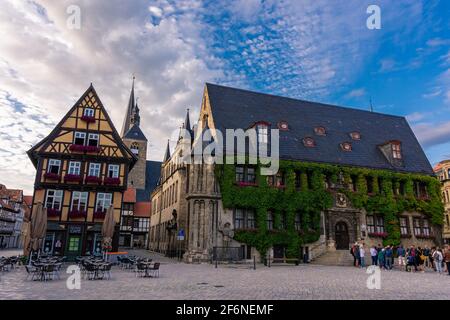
1,250 -> 449,300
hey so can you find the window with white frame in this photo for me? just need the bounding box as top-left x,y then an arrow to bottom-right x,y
376,216 -> 385,233
88,163 -> 101,177
96,193 -> 112,212
257,124 -> 268,144
84,108 -> 94,117
422,219 -> 430,236
107,164 -> 119,178
400,217 -> 409,235
413,218 -> 421,236
47,159 -> 61,174
87,133 -> 99,147
45,190 -> 63,210
71,191 -> 88,211
74,132 -> 86,145
68,161 -> 81,175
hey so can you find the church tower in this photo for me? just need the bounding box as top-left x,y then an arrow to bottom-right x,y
121,77 -> 148,189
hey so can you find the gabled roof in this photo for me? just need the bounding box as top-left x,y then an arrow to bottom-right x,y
27,84 -> 138,169
123,123 -> 147,141
205,83 -> 433,175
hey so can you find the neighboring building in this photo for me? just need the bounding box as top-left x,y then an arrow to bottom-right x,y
434,160 -> 450,244
27,84 -> 137,259
0,184 -> 26,249
149,111 -> 192,257
150,83 -> 444,263
118,78 -> 161,248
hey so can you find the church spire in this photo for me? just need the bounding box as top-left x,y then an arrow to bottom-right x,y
121,75 -> 136,137
183,108 -> 191,131
163,140 -> 171,162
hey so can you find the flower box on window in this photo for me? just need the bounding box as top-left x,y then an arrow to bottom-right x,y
85,176 -> 102,184
64,174 -> 82,183
368,232 -> 388,238
69,145 -> 100,153
80,115 -> 96,123
47,208 -> 61,217
93,210 -> 106,219
236,181 -> 258,187
68,209 -> 87,218
104,177 -> 121,185
44,172 -> 60,180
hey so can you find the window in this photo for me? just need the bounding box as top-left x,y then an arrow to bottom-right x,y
257,124 -> 268,144
340,142 -> 352,152
413,218 -> 421,236
392,142 -> 402,159
234,209 -> 245,229
88,163 -> 101,177
87,133 -> 99,147
280,213 -> 287,229
235,166 -> 244,182
295,213 -> 302,231
314,127 -> 326,136
400,217 -> 409,235
45,190 -> 63,210
68,161 -> 81,175
303,137 -> 315,147
96,193 -> 112,212
71,191 -> 88,211
247,211 -> 256,229
74,132 -> 86,145
234,209 -> 256,229
376,216 -> 385,233
84,108 -> 94,117
108,164 -> 119,178
422,219 -> 430,236
266,211 -> 274,230
47,159 -> 61,174
350,131 -> 361,140
367,216 -> 375,233
247,167 -> 256,183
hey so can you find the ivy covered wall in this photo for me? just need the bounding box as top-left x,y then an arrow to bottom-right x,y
215,160 -> 444,259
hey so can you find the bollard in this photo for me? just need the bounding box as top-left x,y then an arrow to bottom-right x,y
253,255 -> 256,270
215,259 -> 218,269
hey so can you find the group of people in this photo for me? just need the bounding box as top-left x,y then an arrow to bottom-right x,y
350,242 -> 450,275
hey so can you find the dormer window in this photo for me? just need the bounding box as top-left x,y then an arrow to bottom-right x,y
340,142 -> 352,152
350,131 -> 361,140
74,132 -> 86,145
84,108 -> 94,117
88,133 -> 99,147
314,127 -> 326,136
277,121 -> 289,131
392,142 -> 402,159
303,137 -> 315,147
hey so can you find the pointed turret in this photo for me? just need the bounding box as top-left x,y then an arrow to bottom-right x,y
121,76 -> 136,137
163,140 -> 171,162
183,108 -> 191,131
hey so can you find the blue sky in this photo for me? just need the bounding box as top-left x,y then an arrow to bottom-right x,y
0,0 -> 449,193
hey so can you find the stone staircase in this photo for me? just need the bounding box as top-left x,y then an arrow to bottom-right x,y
310,250 -> 370,267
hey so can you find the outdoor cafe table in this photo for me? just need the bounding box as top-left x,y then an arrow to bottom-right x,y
139,261 -> 154,278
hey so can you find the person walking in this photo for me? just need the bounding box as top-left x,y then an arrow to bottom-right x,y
433,248 -> 443,274
397,245 -> 405,268
423,246 -> 431,269
359,244 -> 366,268
407,246 -> 418,272
417,247 -> 425,272
370,246 -> 378,265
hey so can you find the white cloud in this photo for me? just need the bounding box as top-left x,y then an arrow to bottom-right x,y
347,88 -> 366,98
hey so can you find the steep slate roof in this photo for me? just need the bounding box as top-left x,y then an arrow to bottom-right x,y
136,160 -> 162,202
206,83 -> 433,175
124,123 -> 147,141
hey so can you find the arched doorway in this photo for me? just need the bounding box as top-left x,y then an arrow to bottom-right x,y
335,221 -> 349,250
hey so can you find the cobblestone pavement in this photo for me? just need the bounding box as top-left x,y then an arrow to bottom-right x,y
1,250 -> 449,300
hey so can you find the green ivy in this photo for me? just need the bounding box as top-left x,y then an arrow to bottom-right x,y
216,160 -> 444,259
